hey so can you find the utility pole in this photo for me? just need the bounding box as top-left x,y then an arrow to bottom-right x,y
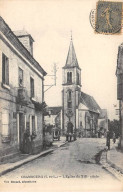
44,63 -> 58,93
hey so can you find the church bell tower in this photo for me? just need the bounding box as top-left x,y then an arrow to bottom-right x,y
62,36 -> 81,134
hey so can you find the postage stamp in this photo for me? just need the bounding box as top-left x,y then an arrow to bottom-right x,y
95,1 -> 123,34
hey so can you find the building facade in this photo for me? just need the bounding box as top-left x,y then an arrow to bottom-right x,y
62,38 -> 81,135
44,106 -> 62,129
62,38 -> 102,137
116,43 -> 123,150
0,17 -> 47,161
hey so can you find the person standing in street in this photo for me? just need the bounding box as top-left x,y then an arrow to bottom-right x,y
106,130 -> 111,150
113,132 -> 116,143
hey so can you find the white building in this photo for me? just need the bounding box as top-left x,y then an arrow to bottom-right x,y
0,17 -> 47,161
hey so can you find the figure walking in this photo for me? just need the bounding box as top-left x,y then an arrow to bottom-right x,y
106,130 -> 111,150
113,132 -> 116,144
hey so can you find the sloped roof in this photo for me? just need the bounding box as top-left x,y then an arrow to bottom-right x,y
63,40 -> 79,68
0,16 -> 46,76
99,109 -> 108,119
80,92 -> 101,113
44,106 -> 62,116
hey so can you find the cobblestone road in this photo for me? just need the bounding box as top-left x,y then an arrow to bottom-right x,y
0,138 -> 122,191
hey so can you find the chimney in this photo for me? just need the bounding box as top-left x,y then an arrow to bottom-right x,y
13,30 -> 34,56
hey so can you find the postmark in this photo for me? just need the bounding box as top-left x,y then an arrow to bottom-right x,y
95,1 -> 123,34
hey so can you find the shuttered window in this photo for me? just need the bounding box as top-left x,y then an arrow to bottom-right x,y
117,74 -> 123,100
2,53 -> 9,85
30,77 -> 34,98
29,115 -> 37,135
19,67 -> 23,87
2,112 -> 10,142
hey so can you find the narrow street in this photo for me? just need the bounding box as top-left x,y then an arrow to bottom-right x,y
0,138 -> 122,191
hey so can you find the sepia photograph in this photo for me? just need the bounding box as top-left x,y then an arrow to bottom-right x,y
0,0 -> 123,192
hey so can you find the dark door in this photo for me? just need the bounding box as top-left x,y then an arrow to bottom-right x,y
19,113 -> 24,151
67,122 -> 73,133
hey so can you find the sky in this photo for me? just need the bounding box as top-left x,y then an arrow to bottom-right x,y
0,0 -> 123,120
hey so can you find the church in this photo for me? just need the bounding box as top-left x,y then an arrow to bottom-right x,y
44,37 -> 107,138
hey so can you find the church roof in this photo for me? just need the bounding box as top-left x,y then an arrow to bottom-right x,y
63,39 -> 80,69
80,92 -> 101,114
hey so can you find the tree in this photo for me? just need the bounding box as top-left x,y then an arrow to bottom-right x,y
108,119 -> 120,138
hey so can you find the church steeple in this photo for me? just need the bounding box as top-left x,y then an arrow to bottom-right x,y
62,36 -> 82,134
65,39 -> 79,68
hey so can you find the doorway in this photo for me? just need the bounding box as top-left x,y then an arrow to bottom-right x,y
67,122 -> 73,133
19,113 -> 25,151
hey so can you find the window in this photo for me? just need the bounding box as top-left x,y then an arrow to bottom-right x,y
77,73 -> 79,85
67,72 -> 72,83
2,53 -> 9,85
30,77 -> 34,98
67,72 -> 69,83
67,101 -> 72,108
29,115 -> 37,135
19,67 -> 23,87
32,116 -> 35,133
68,90 -> 72,101
80,121 -> 82,127
2,112 -> 10,142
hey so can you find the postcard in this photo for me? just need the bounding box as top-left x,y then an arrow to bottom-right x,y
0,0 -> 123,192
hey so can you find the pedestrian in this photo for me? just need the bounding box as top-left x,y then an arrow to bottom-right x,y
113,132 -> 116,144
106,130 -> 110,150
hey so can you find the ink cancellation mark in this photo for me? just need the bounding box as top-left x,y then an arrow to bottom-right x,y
90,1 -> 123,35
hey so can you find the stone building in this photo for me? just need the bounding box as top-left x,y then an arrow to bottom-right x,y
45,38 -> 104,138
116,43 -> 123,150
60,38 -> 102,137
44,106 -> 62,128
0,17 -> 47,161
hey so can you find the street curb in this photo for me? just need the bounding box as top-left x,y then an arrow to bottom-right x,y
58,141 -> 67,147
0,141 -> 67,177
106,159 -> 123,174
100,150 -> 123,182
107,150 -> 123,174
0,149 -> 54,177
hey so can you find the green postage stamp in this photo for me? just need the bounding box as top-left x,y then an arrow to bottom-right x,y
95,1 -> 123,34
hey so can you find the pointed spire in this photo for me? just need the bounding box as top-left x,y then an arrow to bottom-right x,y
65,34 -> 79,67
70,30 -> 72,41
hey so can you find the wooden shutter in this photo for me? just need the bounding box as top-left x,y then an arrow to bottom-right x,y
117,74 -> 122,100
5,57 -> 9,85
35,115 -> 37,134
2,112 -> 10,142
2,54 -> 5,84
24,115 -> 26,131
29,115 -> 32,135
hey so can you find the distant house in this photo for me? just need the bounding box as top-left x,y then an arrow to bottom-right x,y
116,43 -> 123,150
44,106 -> 62,129
0,16 -> 47,161
98,109 -> 108,137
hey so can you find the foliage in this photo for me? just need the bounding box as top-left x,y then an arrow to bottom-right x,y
108,119 -> 120,138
